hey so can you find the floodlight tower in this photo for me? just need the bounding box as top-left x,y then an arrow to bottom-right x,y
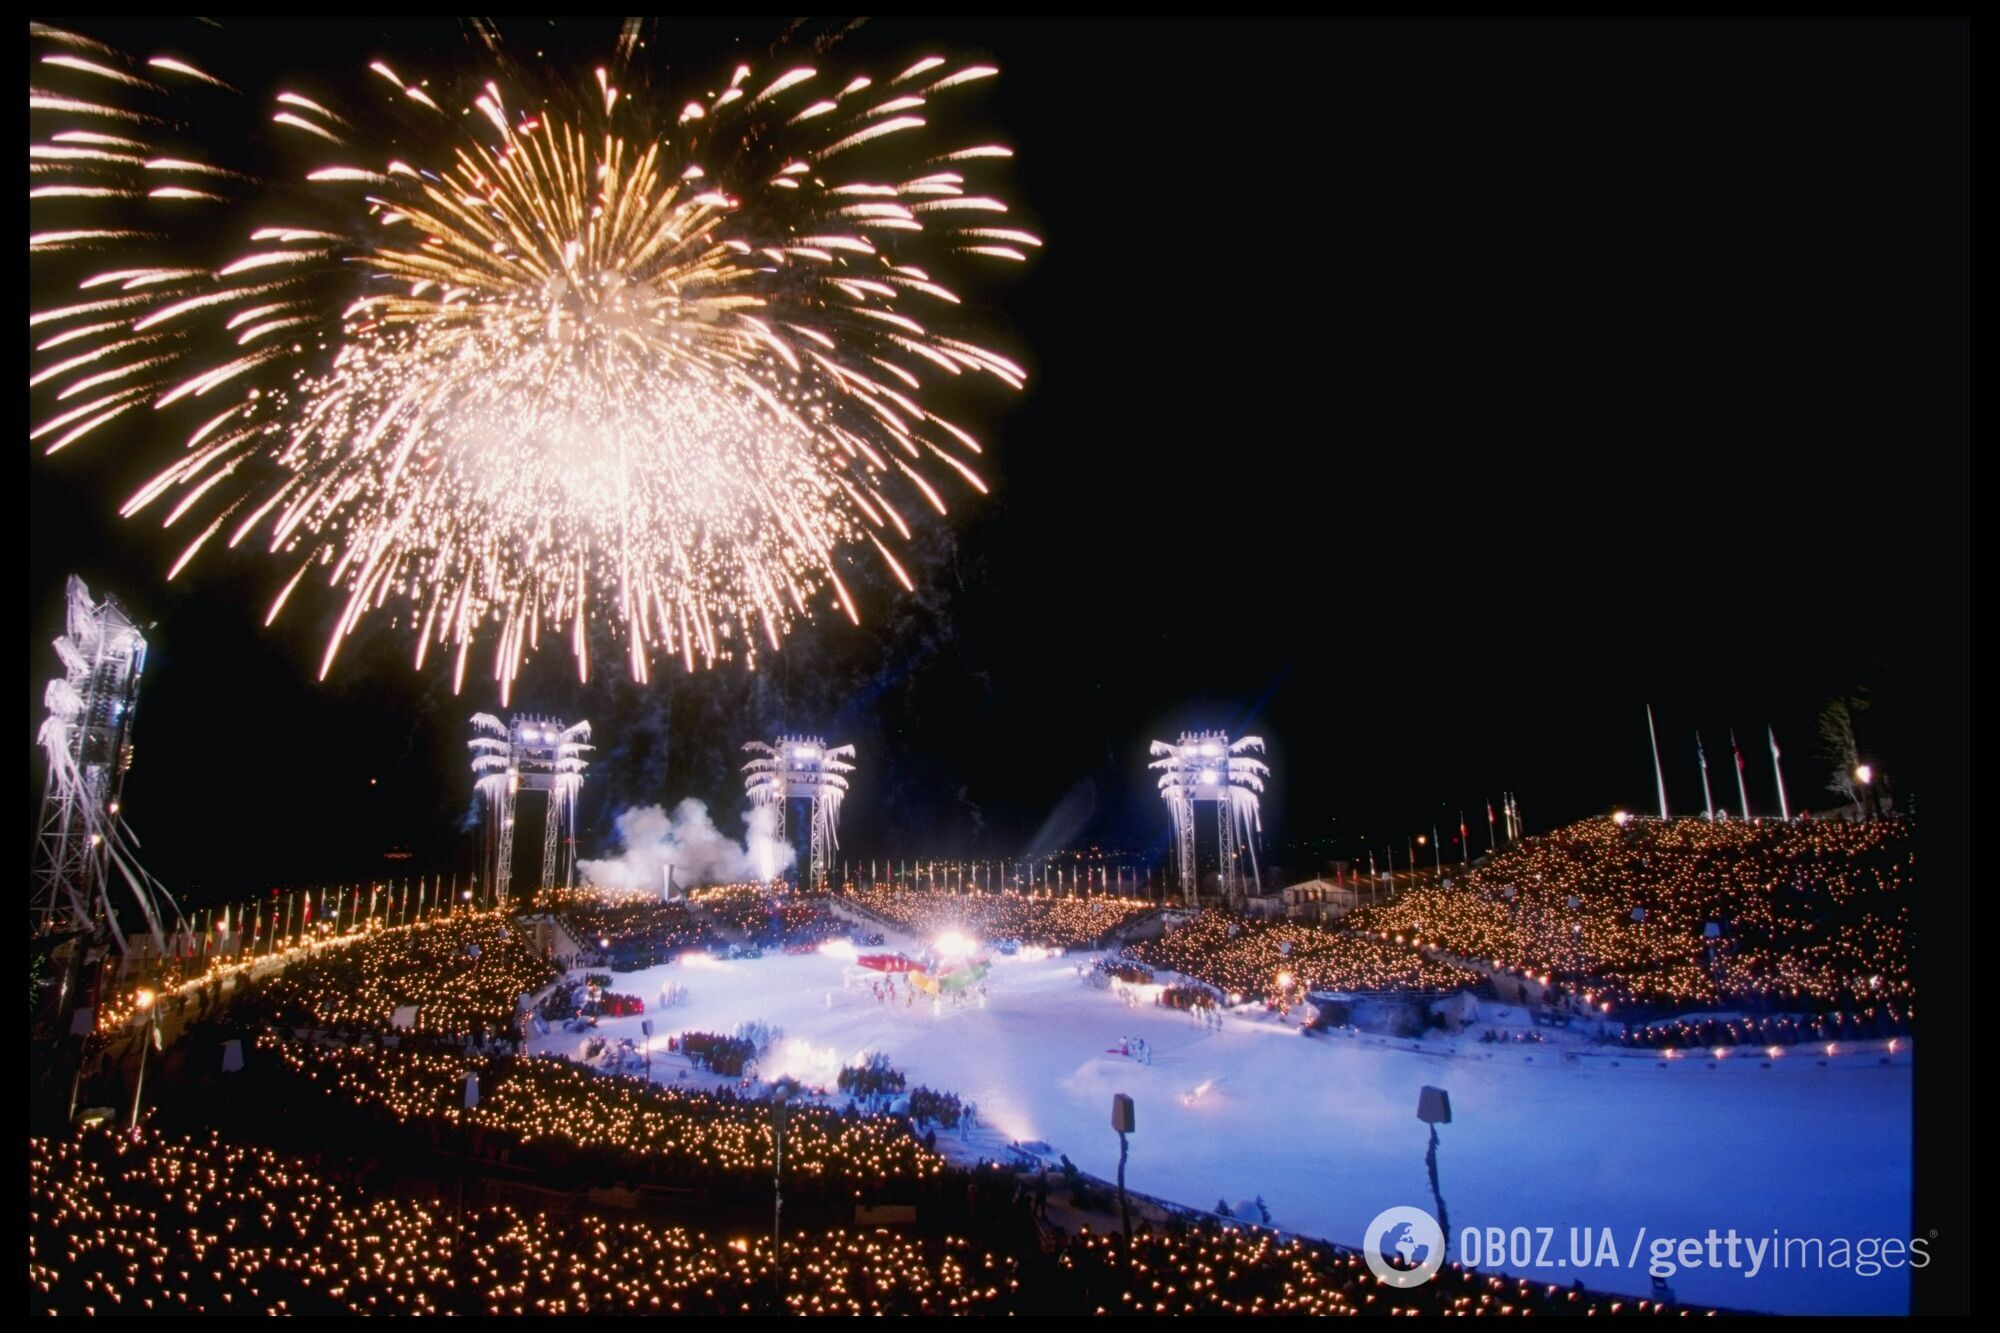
1149,732 -> 1269,905
33,577 -> 176,950
470,714 -> 592,903
742,735 -> 855,888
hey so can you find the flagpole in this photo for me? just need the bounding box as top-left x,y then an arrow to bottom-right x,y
1696,732 -> 1715,820
1647,705 -> 1670,819
1768,726 -> 1791,820
1731,730 -> 1751,820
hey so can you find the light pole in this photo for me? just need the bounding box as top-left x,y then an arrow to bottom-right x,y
129,987 -> 158,1134
773,1084 -> 789,1302
1417,1086 -> 1451,1257
1111,1093 -> 1135,1249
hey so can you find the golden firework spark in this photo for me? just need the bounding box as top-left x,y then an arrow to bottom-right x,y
29,26 -> 1036,696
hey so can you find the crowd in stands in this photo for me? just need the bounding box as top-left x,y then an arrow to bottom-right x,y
29,1126 -> 1695,1317
1617,1012 -> 1908,1053
81,888 -> 451,1034
1048,1223 -> 1684,1316
244,915 -> 557,1037
1344,816 -> 1915,1020
1124,909 -> 1479,1002
549,886 -> 845,966
689,885 -> 843,950
27,1127 -> 1001,1315
844,887 -> 1155,950
263,1035 -> 942,1188
548,894 -> 714,970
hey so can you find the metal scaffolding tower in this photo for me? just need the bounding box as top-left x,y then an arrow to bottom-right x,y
742,735 -> 855,888
1149,731 -> 1269,905
470,714 -> 592,903
33,576 -> 177,951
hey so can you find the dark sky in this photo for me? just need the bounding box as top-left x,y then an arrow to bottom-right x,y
28,18 -> 1967,900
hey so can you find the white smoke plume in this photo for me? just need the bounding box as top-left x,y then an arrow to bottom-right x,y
579,799 -> 793,893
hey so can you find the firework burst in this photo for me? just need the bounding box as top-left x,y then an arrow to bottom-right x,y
28,22 -> 1036,697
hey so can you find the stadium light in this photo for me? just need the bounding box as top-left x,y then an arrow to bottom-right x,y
773,1083 -> 790,1296
1418,1086 -> 1451,1258
1111,1093 -> 1136,1245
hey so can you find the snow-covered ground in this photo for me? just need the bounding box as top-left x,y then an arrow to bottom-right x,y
526,929 -> 1912,1315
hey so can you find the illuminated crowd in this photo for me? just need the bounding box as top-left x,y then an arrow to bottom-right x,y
27,1127 -> 1001,1316
83,888 -> 465,1034
1343,816 -> 1915,1019
263,1036 -> 945,1189
1047,1224 -> 1688,1316
244,916 -> 558,1036
1124,909 -> 1480,1002
550,895 -> 714,969
1617,1013 -> 1908,1053
843,887 -> 1156,950
547,886 -> 843,966
690,887 -> 844,950
30,1127 -> 1693,1317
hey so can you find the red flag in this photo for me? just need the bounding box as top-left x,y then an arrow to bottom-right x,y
1487,803 -> 1495,823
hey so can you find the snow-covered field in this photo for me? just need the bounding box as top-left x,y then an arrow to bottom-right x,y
526,927 -> 1913,1315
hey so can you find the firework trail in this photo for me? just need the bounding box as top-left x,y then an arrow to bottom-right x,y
28,21 -> 1035,697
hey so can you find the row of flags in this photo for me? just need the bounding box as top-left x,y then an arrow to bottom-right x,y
1654,706 -> 1792,821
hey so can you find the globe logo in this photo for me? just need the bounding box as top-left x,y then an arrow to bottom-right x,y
1363,1205 -> 1446,1288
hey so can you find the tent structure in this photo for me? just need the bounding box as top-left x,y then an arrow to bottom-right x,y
857,953 -> 922,973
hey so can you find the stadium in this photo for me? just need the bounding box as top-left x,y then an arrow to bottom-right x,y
26,15 -> 1963,1321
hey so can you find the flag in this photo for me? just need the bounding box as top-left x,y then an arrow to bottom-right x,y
1768,729 -> 1781,759
1487,802 -> 1495,824
1733,734 -> 1745,771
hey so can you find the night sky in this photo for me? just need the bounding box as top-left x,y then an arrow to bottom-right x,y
28,18 -> 1968,901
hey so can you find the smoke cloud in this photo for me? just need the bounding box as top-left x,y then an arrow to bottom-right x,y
579,799 -> 793,892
